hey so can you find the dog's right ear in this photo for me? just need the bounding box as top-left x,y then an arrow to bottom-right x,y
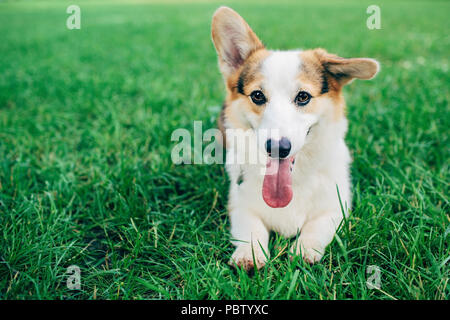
211,7 -> 264,78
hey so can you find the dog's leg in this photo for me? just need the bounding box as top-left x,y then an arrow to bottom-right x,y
228,210 -> 269,271
290,214 -> 342,264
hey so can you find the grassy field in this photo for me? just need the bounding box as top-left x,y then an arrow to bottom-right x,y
0,0 -> 448,300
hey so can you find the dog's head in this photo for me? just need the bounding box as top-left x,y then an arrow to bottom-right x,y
211,7 -> 379,207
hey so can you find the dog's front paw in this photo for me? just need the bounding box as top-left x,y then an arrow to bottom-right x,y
229,244 -> 268,271
290,240 -> 324,264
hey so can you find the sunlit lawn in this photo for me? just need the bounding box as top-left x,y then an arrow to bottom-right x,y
0,0 -> 448,299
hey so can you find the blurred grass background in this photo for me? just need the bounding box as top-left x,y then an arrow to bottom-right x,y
0,0 -> 448,299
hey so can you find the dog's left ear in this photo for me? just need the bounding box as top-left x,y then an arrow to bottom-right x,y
315,49 -> 380,86
211,7 -> 264,78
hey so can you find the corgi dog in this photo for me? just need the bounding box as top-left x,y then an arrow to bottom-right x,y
211,7 -> 379,270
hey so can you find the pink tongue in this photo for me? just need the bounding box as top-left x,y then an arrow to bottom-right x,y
262,157 -> 293,208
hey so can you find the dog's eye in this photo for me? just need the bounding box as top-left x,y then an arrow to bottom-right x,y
295,91 -> 311,106
250,90 -> 266,105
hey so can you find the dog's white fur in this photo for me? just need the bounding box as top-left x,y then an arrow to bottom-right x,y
212,7 -> 378,269
226,75 -> 351,267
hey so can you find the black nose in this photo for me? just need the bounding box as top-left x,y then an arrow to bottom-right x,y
265,138 -> 291,159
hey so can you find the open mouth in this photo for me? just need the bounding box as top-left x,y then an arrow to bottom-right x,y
262,156 -> 295,208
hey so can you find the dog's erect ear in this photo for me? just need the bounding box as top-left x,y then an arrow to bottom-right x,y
315,49 -> 380,86
211,7 -> 264,78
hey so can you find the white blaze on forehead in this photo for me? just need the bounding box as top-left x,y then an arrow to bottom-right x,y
260,50 -> 302,96
256,50 -> 318,157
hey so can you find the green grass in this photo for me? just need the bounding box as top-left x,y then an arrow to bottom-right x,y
0,0 -> 449,300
